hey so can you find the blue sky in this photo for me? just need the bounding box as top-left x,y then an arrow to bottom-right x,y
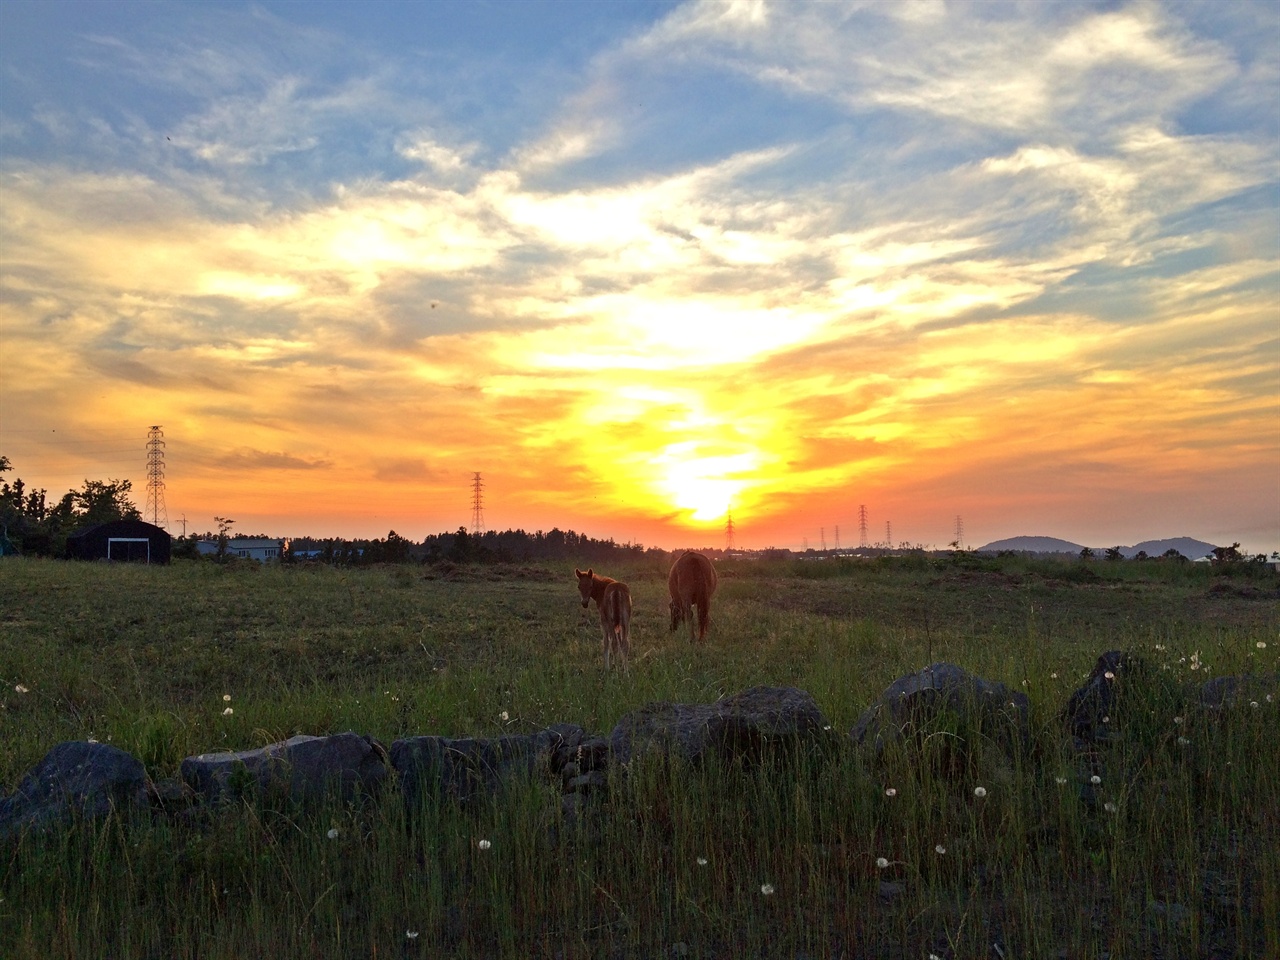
2,1 -> 1277,551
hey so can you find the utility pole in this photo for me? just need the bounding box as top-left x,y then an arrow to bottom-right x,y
145,426 -> 168,530
470,472 -> 485,535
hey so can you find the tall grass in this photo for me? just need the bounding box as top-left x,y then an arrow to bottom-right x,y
0,556 -> 1276,957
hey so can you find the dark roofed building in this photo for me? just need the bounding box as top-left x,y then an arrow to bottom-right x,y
65,519 -> 171,564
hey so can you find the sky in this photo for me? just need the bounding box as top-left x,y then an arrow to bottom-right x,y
1,0 -> 1277,553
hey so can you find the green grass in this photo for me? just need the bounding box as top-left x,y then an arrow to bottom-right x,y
1,556 -> 1277,958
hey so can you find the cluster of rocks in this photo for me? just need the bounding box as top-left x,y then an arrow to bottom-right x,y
1,656 -> 1274,840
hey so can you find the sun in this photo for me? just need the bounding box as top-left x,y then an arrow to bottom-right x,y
655,445 -> 756,523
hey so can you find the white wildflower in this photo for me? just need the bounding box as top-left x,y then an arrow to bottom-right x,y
477,839 -> 492,851
875,857 -> 890,869
760,883 -> 775,895
327,828 -> 339,840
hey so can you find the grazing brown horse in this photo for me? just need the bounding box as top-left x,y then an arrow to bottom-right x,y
575,568 -> 633,671
668,550 -> 717,642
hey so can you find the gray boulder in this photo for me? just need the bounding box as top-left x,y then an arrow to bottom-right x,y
851,662 -> 1030,755
0,741 -> 149,839
609,686 -> 831,767
1061,651 -> 1145,750
1198,673 -> 1279,710
391,724 -> 585,811
180,731 -> 388,805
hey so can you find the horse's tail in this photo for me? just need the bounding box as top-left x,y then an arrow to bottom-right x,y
695,590 -> 711,641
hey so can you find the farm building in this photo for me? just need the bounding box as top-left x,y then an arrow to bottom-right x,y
196,537 -> 285,562
65,519 -> 171,564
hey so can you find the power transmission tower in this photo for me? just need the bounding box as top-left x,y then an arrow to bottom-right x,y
834,525 -> 841,552
885,520 -> 892,547
954,515 -> 964,549
820,527 -> 827,552
470,472 -> 485,535
802,536 -> 808,552
725,509 -> 736,551
145,426 -> 168,530
858,504 -> 869,548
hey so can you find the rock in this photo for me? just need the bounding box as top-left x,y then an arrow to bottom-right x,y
851,662 -> 1030,757
565,770 -> 608,795
0,741 -> 148,839
1197,674 -> 1278,710
391,725 -> 585,811
610,686 -> 831,767
1061,651 -> 1145,749
180,731 -> 387,805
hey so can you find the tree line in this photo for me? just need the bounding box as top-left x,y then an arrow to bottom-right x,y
1,456 -> 141,557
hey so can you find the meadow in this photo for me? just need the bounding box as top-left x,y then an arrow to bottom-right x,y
0,554 -> 1276,959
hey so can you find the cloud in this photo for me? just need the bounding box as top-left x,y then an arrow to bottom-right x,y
219,449 -> 334,472
0,1 -> 1274,548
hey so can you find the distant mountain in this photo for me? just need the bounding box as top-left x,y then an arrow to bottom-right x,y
976,536 -> 1085,554
975,535 -> 1220,559
1123,537 -> 1218,560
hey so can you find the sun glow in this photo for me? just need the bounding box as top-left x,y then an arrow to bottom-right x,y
654,444 -> 758,522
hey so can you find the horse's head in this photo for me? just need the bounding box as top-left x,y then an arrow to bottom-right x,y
575,568 -> 594,608
669,598 -> 683,631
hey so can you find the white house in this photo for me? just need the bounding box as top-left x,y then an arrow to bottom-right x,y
197,538 -> 286,562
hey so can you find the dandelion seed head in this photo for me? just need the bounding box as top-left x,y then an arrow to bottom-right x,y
1174,716 -> 1184,725
875,857 -> 890,869
405,930 -> 419,939
1250,701 -> 1259,709
1051,672 -> 1058,679
884,788 -> 897,797
696,857 -> 708,866
973,786 -> 987,798
1090,775 -> 1102,785
499,711 -> 509,722
1104,802 -> 1118,813
327,828 -> 339,840
760,883 -> 775,895
1104,671 -> 1115,680
223,694 -> 231,701
1256,641 -> 1266,650
477,839 -> 492,851
222,707 -> 233,716
935,844 -> 946,855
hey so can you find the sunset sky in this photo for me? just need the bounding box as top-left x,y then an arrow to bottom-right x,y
2,1 -> 1277,552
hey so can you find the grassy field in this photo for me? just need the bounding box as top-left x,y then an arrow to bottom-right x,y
0,554 -> 1276,958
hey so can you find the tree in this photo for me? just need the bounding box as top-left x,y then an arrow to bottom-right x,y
1105,546 -> 1124,562
213,516 -> 236,562
1078,547 -> 1095,562
2,459 -> 141,556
